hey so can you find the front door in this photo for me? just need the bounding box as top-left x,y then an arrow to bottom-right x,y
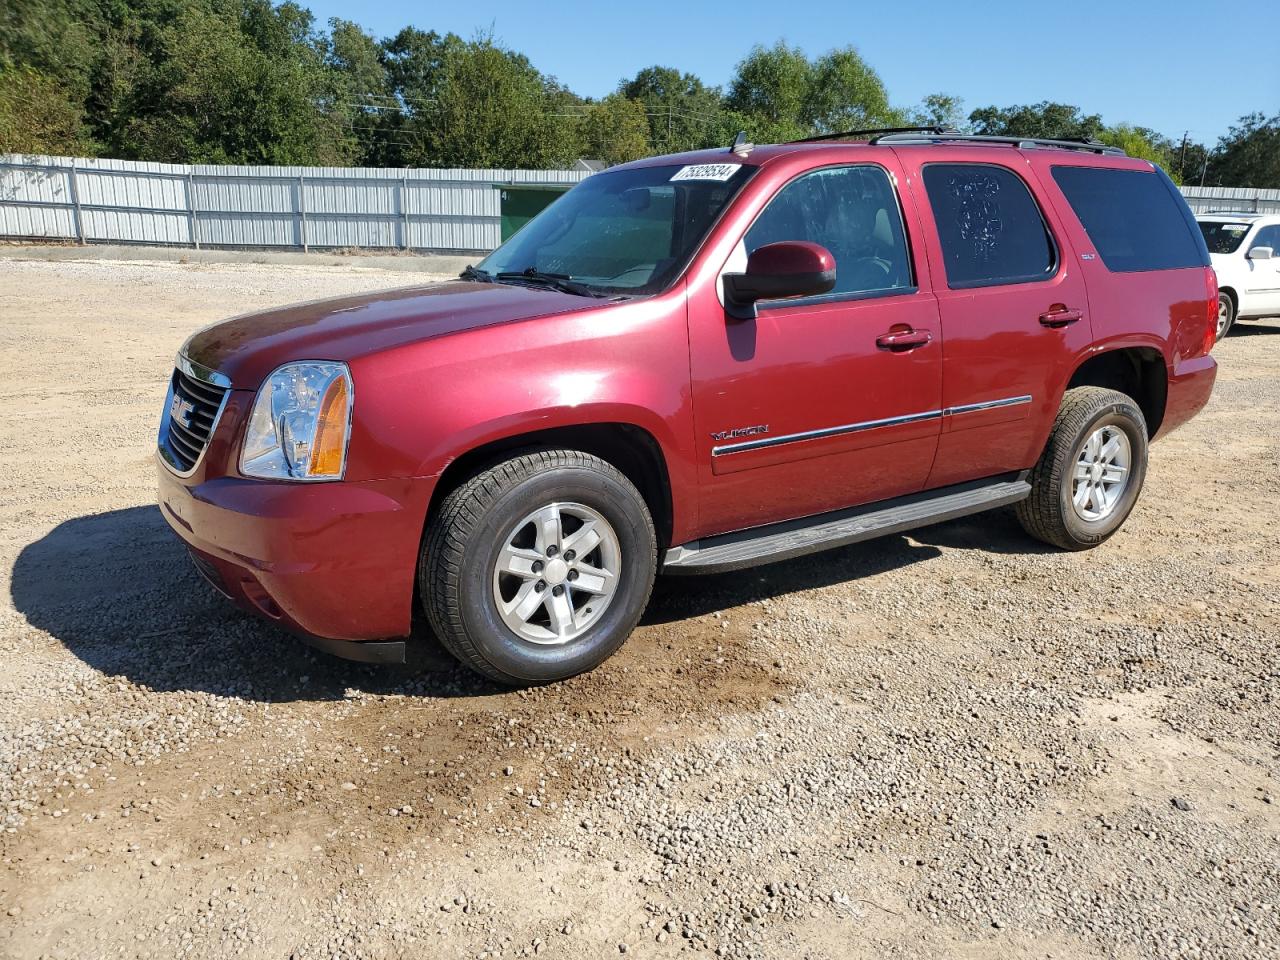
1246,224 -> 1280,314
688,161 -> 943,536
904,156 -> 1093,488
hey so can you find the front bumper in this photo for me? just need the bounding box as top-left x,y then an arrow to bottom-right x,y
157,458 -> 433,660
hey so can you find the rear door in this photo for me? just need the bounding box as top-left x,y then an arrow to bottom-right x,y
900,152 -> 1092,488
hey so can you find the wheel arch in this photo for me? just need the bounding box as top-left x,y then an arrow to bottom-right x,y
424,421 -> 675,553
1218,284 -> 1239,317
1066,346 -> 1168,438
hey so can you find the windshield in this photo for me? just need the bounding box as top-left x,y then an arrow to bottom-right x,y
1198,221 -> 1251,254
477,163 -> 756,296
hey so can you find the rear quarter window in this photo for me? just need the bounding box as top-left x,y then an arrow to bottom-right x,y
1051,166 -> 1208,272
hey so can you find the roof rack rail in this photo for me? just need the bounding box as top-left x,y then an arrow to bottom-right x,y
789,125 -> 957,144
869,131 -> 1126,156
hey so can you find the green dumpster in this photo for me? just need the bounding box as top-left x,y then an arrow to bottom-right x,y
496,184 -> 571,242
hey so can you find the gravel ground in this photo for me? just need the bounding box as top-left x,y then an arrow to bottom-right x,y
1,257 -> 1277,960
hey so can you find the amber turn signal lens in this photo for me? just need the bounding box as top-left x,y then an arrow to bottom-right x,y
308,374 -> 350,477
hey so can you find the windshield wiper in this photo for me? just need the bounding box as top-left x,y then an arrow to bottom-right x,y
459,264 -> 494,282
495,267 -> 602,298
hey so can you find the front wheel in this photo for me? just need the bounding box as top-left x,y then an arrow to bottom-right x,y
1016,387 -> 1149,551
421,449 -> 656,685
1216,292 -> 1236,341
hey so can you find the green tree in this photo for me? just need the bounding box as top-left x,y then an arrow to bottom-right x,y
725,41 -> 812,142
805,47 -> 900,133
575,94 -> 650,165
0,0 -> 97,99
725,42 -> 899,142
619,65 -> 724,153
416,38 -> 577,167
1208,113 -> 1280,188
1177,139 -> 1212,187
1096,123 -> 1179,180
0,64 -> 90,154
968,101 -> 1105,141
907,93 -> 967,131
122,0 -> 352,164
325,18 -> 392,165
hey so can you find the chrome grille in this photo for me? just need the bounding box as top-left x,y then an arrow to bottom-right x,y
158,358 -> 230,475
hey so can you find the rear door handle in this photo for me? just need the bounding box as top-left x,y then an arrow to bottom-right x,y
1039,306 -> 1083,328
876,329 -> 933,351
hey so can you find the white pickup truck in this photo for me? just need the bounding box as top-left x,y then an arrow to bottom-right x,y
1197,213 -> 1280,338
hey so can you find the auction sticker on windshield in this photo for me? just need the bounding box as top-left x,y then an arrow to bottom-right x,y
670,164 -> 742,182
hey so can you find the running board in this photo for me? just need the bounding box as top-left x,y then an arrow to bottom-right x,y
662,474 -> 1031,575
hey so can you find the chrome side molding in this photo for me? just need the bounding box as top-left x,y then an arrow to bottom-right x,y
711,395 -> 1031,457
943,395 -> 1032,417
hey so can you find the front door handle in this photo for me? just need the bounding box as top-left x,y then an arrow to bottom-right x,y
1039,305 -> 1083,328
876,329 -> 933,351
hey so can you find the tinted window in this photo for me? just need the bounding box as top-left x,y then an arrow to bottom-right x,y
1199,221 -> 1251,254
921,164 -> 1056,288
1052,166 -> 1206,272
745,165 -> 913,299
479,164 -> 755,295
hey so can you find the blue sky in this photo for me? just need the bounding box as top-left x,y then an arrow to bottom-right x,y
303,0 -> 1275,144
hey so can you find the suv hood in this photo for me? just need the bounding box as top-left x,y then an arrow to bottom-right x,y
183,280 -> 597,388
1208,252 -> 1239,274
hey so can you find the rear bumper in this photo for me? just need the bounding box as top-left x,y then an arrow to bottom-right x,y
157,458 -> 432,657
1157,354 -> 1217,439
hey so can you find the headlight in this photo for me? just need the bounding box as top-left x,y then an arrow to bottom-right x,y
240,362 -> 352,481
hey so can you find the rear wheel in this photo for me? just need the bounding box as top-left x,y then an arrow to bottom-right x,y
1216,292 -> 1235,340
1016,387 -> 1149,551
421,450 -> 656,685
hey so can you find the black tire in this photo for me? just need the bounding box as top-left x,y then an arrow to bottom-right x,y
420,449 -> 656,685
1016,386 -> 1149,551
1216,292 -> 1236,341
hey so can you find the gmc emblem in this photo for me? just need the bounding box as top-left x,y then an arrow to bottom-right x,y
170,394 -> 195,429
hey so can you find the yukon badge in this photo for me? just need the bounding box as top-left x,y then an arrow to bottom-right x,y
710,424 -> 769,442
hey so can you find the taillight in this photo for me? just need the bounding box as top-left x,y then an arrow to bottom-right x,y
1203,267 -> 1219,355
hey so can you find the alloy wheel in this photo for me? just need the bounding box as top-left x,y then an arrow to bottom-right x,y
1071,425 -> 1132,522
491,502 -> 621,644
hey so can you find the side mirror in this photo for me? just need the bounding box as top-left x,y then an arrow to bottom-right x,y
723,241 -> 836,320
1247,245 -> 1274,260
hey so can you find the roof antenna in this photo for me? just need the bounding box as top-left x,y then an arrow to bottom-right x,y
730,131 -> 754,157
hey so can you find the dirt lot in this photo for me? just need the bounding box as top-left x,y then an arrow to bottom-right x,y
1,257 -> 1277,960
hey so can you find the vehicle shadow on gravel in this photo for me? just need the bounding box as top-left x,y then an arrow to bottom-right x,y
10,506 -> 490,703
909,505 -> 1058,556
1229,321 -> 1280,337
643,506 -> 1048,624
14,504 -> 1050,698
643,533 -> 942,624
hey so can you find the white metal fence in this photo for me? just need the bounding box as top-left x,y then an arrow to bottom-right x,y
0,155 -> 590,254
1179,186 -> 1280,215
2,154 -> 1278,254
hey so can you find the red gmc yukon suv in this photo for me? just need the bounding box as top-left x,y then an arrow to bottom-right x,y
157,129 -> 1219,684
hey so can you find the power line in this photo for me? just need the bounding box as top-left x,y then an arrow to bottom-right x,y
337,97 -> 723,129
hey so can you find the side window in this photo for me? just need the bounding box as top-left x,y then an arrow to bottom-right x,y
1051,165 -> 1207,272
1252,225 -> 1280,252
922,164 -> 1056,288
744,165 -> 913,299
